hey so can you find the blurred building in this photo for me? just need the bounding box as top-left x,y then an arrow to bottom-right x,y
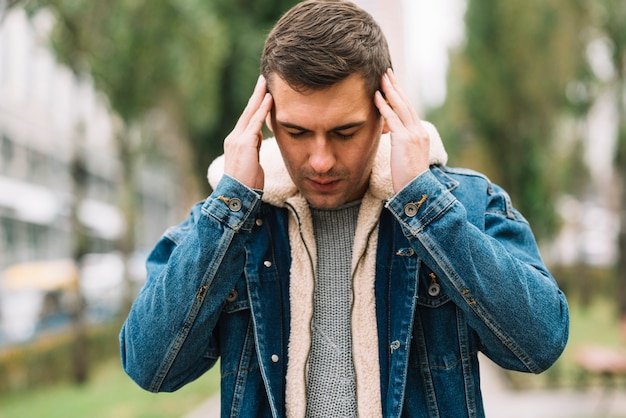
352,0 -> 406,77
0,7 -> 180,266
0,7 -> 179,343
352,0 -> 417,109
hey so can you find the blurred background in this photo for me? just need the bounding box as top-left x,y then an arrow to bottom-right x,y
1,0 -> 626,416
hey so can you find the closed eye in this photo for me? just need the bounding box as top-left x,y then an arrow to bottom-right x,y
334,131 -> 356,140
287,130 -> 307,139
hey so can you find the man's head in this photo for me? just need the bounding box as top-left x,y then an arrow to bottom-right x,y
262,0 -> 393,209
261,0 -> 392,96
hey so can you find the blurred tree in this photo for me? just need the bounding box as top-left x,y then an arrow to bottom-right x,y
192,0 -> 299,196
18,0 -> 299,197
9,0 -> 297,383
19,2 -> 230,344
68,123 -> 89,384
588,0 -> 626,320
11,0 -> 218,384
428,0 -> 591,240
25,0 -> 229,200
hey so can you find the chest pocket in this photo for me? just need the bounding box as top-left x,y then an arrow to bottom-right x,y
215,277 -> 258,373
416,266 -> 450,308
201,277 -> 252,361
222,278 -> 251,314
411,266 -> 465,370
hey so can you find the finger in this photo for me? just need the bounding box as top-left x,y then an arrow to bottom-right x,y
386,69 -> 413,109
376,90 -> 430,145
381,71 -> 420,127
245,93 -> 273,140
375,90 -> 404,132
383,71 -> 419,125
235,76 -> 268,131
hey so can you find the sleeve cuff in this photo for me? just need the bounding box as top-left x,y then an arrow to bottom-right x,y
201,174 -> 263,232
385,170 -> 456,234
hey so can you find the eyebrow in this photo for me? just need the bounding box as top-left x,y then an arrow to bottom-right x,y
277,120 -> 366,132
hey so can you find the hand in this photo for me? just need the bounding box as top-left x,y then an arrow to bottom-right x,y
223,75 -> 273,190
374,69 -> 430,193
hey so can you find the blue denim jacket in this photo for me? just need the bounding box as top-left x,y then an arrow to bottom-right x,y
120,166 -> 569,417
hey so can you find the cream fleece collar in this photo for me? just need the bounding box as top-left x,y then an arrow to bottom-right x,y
208,122 -> 447,417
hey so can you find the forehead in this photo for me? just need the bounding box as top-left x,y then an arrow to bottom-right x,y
269,73 -> 372,126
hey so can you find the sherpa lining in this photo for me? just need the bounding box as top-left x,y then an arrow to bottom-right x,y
207,122 -> 447,417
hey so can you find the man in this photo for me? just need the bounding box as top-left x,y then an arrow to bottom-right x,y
120,0 -> 569,416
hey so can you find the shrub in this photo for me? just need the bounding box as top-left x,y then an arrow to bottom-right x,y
0,321 -> 121,394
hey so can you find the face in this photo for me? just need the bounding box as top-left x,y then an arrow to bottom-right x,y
267,73 -> 388,209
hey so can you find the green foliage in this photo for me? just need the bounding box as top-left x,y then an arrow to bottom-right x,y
20,0 -> 299,198
0,321 -> 218,417
25,0 -> 222,127
0,322 -> 120,393
590,0 -> 626,318
190,0 -> 300,195
430,0 -> 591,239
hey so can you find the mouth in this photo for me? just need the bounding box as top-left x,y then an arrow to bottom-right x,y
307,178 -> 341,192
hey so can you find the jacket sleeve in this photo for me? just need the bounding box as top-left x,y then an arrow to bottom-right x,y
385,168 -> 569,373
120,174 -> 263,392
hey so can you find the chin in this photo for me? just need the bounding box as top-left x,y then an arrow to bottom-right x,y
306,196 -> 342,209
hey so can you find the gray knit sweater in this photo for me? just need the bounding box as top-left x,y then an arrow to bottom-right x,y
305,201 -> 361,417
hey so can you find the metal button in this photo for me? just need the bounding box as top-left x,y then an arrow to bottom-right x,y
255,218 -> 263,227
404,203 -> 418,217
263,260 -> 272,268
271,354 -> 279,363
395,247 -> 415,257
390,340 -> 401,352
228,198 -> 242,212
428,283 -> 441,297
226,289 -> 238,302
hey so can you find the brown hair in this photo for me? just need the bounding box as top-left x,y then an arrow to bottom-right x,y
261,0 -> 392,95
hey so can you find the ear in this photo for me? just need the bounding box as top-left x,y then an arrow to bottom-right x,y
381,117 -> 390,134
265,113 -> 274,133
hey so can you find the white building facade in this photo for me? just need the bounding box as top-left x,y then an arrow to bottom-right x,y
0,7 -> 179,343
0,7 -> 179,266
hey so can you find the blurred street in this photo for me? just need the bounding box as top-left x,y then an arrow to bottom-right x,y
480,356 -> 626,418
185,356 -> 626,418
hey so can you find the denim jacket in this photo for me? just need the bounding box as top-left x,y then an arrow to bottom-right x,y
120,135 -> 569,417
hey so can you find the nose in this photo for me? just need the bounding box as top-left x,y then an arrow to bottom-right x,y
308,137 -> 336,174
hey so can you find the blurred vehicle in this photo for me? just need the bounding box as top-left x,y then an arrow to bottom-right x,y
0,259 -> 77,345
0,252 -> 147,347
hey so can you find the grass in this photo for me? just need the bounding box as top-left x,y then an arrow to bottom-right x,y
559,296 -> 626,385
0,358 -> 220,418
